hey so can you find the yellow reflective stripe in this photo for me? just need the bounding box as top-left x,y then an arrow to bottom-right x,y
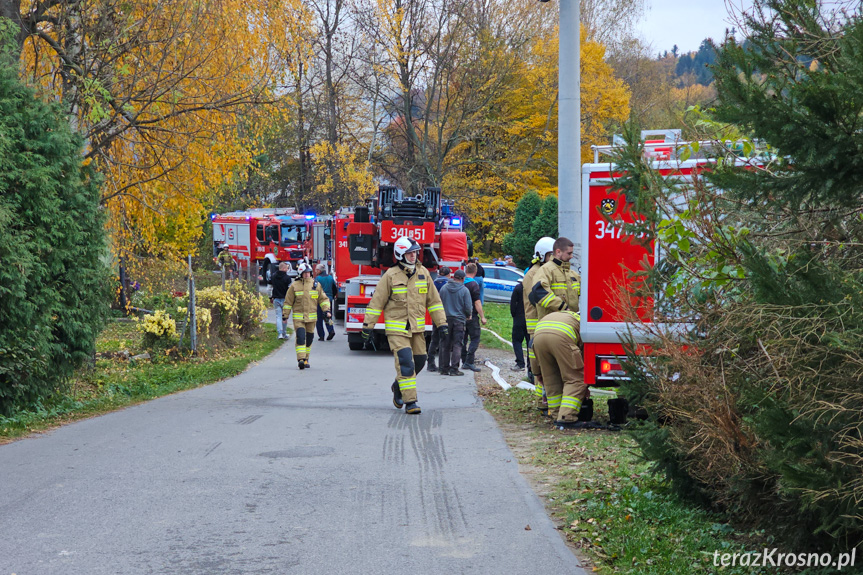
295,313 -> 305,320
309,314 -> 318,320
428,304 -> 443,312
311,292 -> 319,298
528,348 -> 536,359
364,308 -> 382,315
540,293 -> 556,307
392,287 -> 408,292
416,318 -> 426,325
547,394 -> 562,407
534,382 -> 544,397
551,283 -> 567,288
296,291 -> 304,295
296,345 -> 307,352
536,322 -> 577,341
526,319 -> 538,328
398,378 -> 417,390
415,282 -> 428,287
561,397 -> 582,410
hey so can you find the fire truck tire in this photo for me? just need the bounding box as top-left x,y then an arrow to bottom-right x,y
348,334 -> 365,351
260,260 -> 271,285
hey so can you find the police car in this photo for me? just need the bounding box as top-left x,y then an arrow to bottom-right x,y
479,263 -> 525,303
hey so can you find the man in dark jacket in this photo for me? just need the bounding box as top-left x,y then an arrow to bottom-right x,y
427,267 -> 451,372
270,262 -> 292,339
438,269 -> 472,376
315,264 -> 337,341
461,263 -> 487,371
510,281 -> 528,370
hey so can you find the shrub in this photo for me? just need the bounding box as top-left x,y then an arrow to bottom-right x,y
0,41 -> 110,415
136,310 -> 179,350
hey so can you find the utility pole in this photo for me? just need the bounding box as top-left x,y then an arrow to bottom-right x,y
557,0 -> 582,266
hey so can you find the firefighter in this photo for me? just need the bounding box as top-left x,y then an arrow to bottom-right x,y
529,236 -> 580,323
215,245 -> 236,279
523,237 -> 555,410
283,262 -> 331,370
361,236 -> 448,415
531,310 -> 589,429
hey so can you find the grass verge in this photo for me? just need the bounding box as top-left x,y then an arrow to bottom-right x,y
479,383 -> 786,574
0,322 -> 283,442
481,301 -> 517,351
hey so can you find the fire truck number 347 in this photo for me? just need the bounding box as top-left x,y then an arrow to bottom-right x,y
594,219 -> 646,240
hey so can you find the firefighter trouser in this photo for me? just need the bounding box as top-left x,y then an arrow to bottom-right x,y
461,315 -> 481,366
527,331 -> 545,404
293,321 -> 316,360
388,331 -> 427,404
532,331 -> 587,422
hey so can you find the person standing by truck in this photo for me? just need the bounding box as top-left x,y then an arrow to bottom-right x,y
270,262 -> 293,340
524,237 -> 555,405
314,264 -> 337,341
438,269 -> 472,376
427,266 -> 451,372
460,263 -> 487,372
361,237 -> 448,415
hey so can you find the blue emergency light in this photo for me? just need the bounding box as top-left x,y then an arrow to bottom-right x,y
305,214 -> 316,220
450,217 -> 461,226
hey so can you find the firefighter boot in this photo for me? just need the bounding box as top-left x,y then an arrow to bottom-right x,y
405,402 -> 421,415
391,382 -> 404,409
298,360 -> 305,370
304,359 -> 311,369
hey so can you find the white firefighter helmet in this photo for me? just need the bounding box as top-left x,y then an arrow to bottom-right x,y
297,262 -> 313,275
394,236 -> 422,261
534,237 -> 555,260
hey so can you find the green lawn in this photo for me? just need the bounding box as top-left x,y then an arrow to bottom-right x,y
481,301 -> 517,351
0,322 -> 284,440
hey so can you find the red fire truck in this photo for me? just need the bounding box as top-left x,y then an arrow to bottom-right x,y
580,130 -> 724,385
339,186 -> 468,350
212,209 -> 318,282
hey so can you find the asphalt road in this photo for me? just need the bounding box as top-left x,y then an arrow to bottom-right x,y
0,322 -> 585,575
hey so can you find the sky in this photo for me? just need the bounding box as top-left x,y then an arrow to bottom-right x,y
636,0 -> 755,54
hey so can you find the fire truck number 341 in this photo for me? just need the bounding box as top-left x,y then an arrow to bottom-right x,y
392,227 -> 428,242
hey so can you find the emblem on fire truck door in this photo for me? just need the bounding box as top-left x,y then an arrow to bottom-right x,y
600,198 -> 616,216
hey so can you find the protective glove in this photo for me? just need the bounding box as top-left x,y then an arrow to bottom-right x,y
437,324 -> 449,341
361,327 -> 373,341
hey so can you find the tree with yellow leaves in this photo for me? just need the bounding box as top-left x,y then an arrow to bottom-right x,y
446,22 -> 630,254
3,0 -> 312,273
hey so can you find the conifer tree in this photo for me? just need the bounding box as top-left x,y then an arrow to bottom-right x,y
0,36 -> 110,415
618,0 -> 863,551
502,190 -> 542,267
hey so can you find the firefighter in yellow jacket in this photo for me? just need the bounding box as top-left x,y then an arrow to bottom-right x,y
532,310 -> 589,429
528,236 -> 580,322
523,236 -> 555,410
362,237 -> 448,415
284,262 -> 331,370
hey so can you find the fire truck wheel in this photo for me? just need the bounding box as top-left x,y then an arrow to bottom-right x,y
260,261 -> 271,285
348,334 -> 365,351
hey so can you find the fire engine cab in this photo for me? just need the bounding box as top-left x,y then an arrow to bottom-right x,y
340,186 -> 468,350
212,209 -> 318,282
